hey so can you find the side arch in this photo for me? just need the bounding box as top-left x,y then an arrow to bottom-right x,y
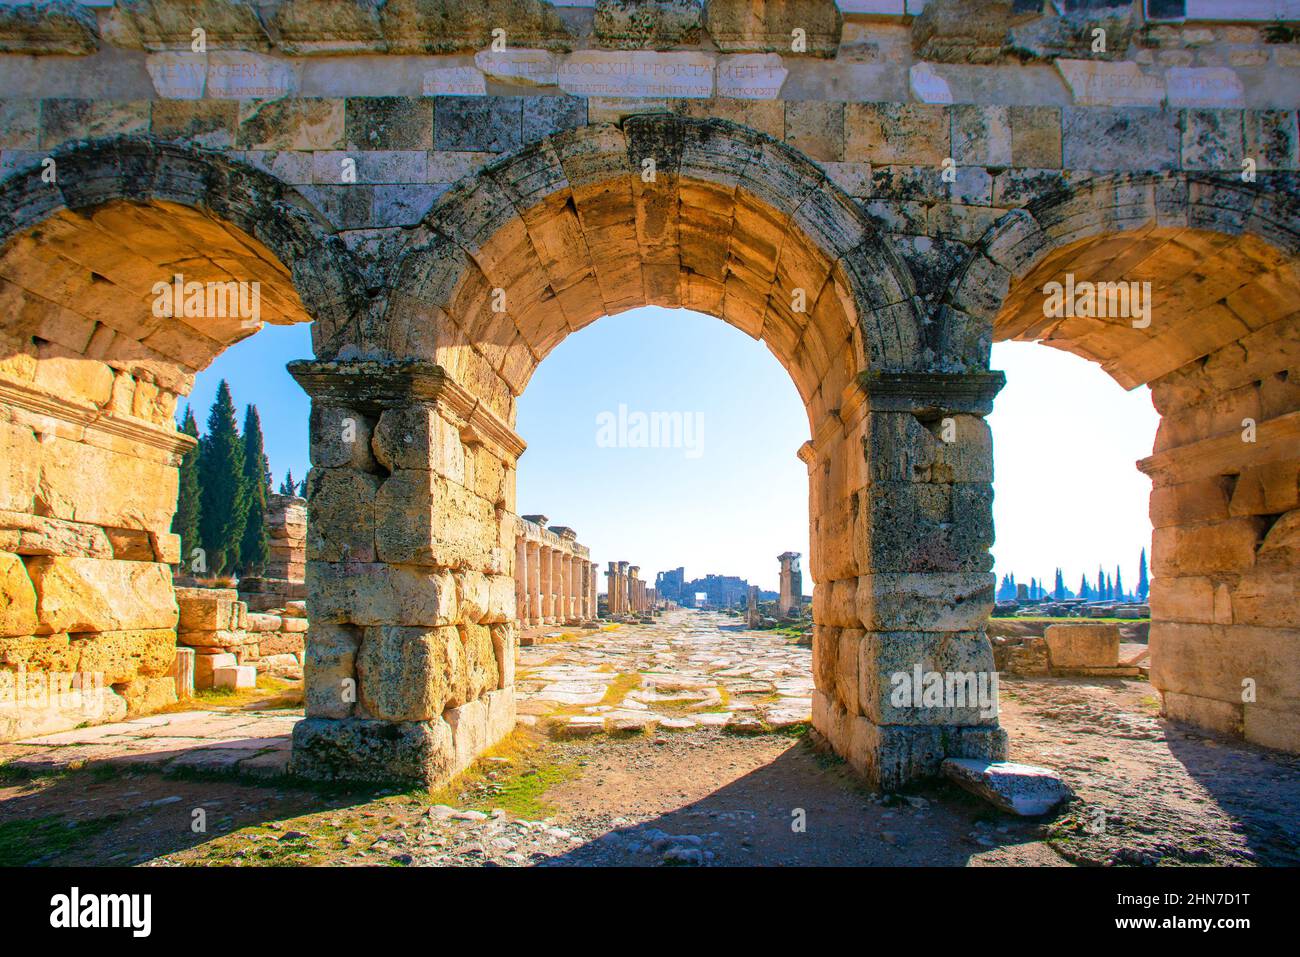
939,169 -> 1300,753
936,170 -> 1300,383
0,136 -> 368,356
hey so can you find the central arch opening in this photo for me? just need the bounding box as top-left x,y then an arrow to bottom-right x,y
510,304 -> 814,739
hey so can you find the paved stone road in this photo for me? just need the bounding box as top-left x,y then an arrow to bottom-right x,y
517,609 -> 813,736
0,609 -> 810,776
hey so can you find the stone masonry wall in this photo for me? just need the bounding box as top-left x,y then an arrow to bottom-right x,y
0,0 -> 1296,778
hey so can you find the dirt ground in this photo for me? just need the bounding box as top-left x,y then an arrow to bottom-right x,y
2,669 -> 1297,867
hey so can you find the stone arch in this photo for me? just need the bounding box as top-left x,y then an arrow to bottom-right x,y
367,115 -> 926,433
939,170 -> 1300,753
0,137 -> 364,732
0,136 -> 368,363
290,116 -> 1008,788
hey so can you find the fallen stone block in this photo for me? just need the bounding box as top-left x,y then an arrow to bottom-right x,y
1044,622 -> 1119,669
196,652 -> 238,689
213,664 -> 257,690
942,757 -> 1072,816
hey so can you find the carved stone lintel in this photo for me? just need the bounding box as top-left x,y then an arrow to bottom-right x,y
858,370 -> 1007,417
287,358 -> 526,462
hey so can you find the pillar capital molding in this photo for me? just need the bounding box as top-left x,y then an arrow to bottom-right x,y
288,358 -> 526,462
856,370 -> 1006,417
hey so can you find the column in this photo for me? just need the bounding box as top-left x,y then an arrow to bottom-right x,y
287,358 -> 521,787
561,552 -> 573,622
617,561 -> 629,614
527,541 -> 542,626
514,535 -> 528,627
811,370 -> 1007,790
552,548 -> 563,623
606,562 -> 619,615
540,545 -> 553,623
590,563 -> 599,619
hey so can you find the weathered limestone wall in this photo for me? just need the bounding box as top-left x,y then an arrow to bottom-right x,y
514,514 -> 597,626
1141,333 -> 1300,752
0,0 -> 1296,779
0,379 -> 186,742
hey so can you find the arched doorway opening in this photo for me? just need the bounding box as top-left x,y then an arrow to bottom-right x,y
946,172 -> 1300,753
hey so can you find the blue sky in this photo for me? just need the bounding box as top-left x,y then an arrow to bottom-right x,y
186,307 -> 1158,593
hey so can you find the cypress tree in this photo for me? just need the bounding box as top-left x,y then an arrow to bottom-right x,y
172,406 -> 203,573
239,404 -> 271,576
1053,567 -> 1065,600
279,469 -> 297,496
1079,573 -> 1090,600
1098,565 -> 1107,600
1114,565 -> 1124,603
1137,548 -> 1150,600
198,381 -> 249,577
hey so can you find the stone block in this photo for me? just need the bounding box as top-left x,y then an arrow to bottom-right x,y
213,664 -> 257,690
858,631 -> 999,726
170,646 -> 194,700
373,471 -> 496,569
1152,518 -> 1263,577
76,629 -> 177,684
25,435 -> 178,531
846,103 -> 949,165
117,675 -> 178,717
460,621 -> 500,701
356,625 -> 460,722
290,716 -> 456,786
433,96 -> 522,153
1244,702 -> 1300,753
303,621 -> 359,718
0,551 -> 37,638
706,0 -> 841,57
305,467 -> 379,562
1160,688 -> 1242,737
345,96 -> 432,150
27,557 -> 177,634
1062,107 -> 1179,172
309,404 -> 377,471
942,758 -> 1072,816
175,587 -> 241,631
237,98 -> 346,151
1151,621 -> 1300,712
951,104 -> 1011,167
857,573 -> 994,632
1043,623 -> 1119,669
844,718 -> 1008,791
1181,108 -> 1244,171
1009,105 -> 1061,168
195,651 -> 238,690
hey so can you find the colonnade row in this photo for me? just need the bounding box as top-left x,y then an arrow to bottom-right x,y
514,515 -> 598,627
606,561 -> 655,616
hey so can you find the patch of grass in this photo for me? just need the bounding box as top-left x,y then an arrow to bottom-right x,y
424,730 -> 577,819
173,675 -> 302,713
0,812 -> 126,866
599,672 -> 641,708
